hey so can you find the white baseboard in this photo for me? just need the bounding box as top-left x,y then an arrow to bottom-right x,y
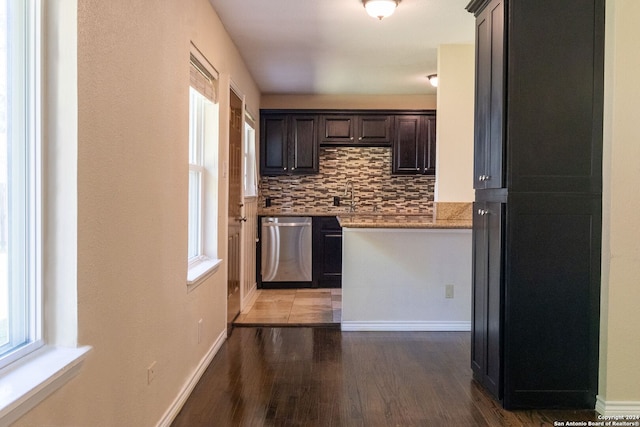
156,329 -> 227,427
341,321 -> 471,332
596,396 -> 640,416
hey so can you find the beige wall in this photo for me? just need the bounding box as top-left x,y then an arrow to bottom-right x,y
434,44 -> 475,203
261,94 -> 436,110
598,0 -> 640,410
18,0 -> 260,425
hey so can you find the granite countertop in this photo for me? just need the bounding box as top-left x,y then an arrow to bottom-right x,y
257,208 -> 351,217
257,202 -> 473,229
336,214 -> 471,229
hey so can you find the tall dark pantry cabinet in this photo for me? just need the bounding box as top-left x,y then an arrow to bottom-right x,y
466,0 -> 604,409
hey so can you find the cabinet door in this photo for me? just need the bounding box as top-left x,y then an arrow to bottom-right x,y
319,115 -> 356,144
503,193 -> 601,409
312,217 -> 342,288
472,201 -> 503,399
507,0 -> 604,194
473,0 -> 504,189
471,202 -> 488,380
260,114 -> 288,175
392,115 -> 423,174
423,115 -> 437,175
357,115 -> 392,145
289,115 -> 319,174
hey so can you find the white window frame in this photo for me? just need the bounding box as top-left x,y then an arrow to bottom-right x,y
0,1 -> 90,424
1,0 -> 44,371
186,46 -> 222,290
188,88 -> 206,262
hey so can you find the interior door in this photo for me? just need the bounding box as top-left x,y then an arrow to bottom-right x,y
227,89 -> 243,327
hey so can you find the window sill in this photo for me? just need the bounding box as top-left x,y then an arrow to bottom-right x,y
0,345 -> 92,425
187,257 -> 222,292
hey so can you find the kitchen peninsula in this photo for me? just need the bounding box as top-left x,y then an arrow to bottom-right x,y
337,203 -> 472,332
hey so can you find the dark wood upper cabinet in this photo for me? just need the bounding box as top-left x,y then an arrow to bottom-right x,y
472,0 -> 504,190
260,112 -> 319,176
392,113 -> 436,175
319,113 -> 392,146
357,115 -> 392,145
320,115 -> 356,144
470,0 -> 603,194
260,114 -> 288,175
289,115 -> 318,173
261,110 -> 435,176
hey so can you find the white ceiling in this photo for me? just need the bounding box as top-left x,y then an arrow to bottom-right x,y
208,0 -> 475,96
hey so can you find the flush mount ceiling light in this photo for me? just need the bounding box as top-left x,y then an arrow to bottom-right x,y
363,0 -> 400,20
427,74 -> 439,87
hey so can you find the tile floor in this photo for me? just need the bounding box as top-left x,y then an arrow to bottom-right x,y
234,289 -> 341,326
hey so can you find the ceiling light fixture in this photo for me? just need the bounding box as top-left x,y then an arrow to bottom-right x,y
427,74 -> 439,87
363,0 -> 400,20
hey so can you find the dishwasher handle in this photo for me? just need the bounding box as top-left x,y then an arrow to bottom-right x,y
262,222 -> 311,227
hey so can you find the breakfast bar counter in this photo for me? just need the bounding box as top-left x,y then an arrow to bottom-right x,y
338,203 -> 473,332
336,214 -> 471,229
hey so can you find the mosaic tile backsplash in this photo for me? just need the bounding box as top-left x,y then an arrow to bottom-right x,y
259,147 -> 435,214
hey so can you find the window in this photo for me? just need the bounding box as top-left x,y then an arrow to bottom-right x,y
0,1 -> 90,422
243,113 -> 257,197
187,47 -> 221,288
0,0 -> 43,369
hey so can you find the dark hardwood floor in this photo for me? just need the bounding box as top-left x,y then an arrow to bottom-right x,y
172,327 -> 597,426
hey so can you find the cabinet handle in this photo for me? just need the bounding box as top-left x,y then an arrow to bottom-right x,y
350,137 -> 354,140
478,175 -> 484,181
477,209 -> 490,216
359,137 -> 362,140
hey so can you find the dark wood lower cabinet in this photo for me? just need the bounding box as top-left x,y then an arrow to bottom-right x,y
312,216 -> 342,288
472,193 -> 601,409
502,193 -> 601,409
471,200 -> 503,400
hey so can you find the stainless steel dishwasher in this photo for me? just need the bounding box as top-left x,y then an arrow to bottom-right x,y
261,217 -> 312,283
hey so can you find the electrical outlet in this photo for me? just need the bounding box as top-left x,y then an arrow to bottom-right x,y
198,319 -> 203,344
445,284 -> 454,299
147,361 -> 157,384
333,196 -> 340,206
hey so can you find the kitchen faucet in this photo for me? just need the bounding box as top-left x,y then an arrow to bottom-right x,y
343,181 -> 355,212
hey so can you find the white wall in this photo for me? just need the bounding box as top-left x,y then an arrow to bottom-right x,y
17,0 -> 260,425
341,228 -> 472,331
598,0 -> 640,413
435,44 -> 475,203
